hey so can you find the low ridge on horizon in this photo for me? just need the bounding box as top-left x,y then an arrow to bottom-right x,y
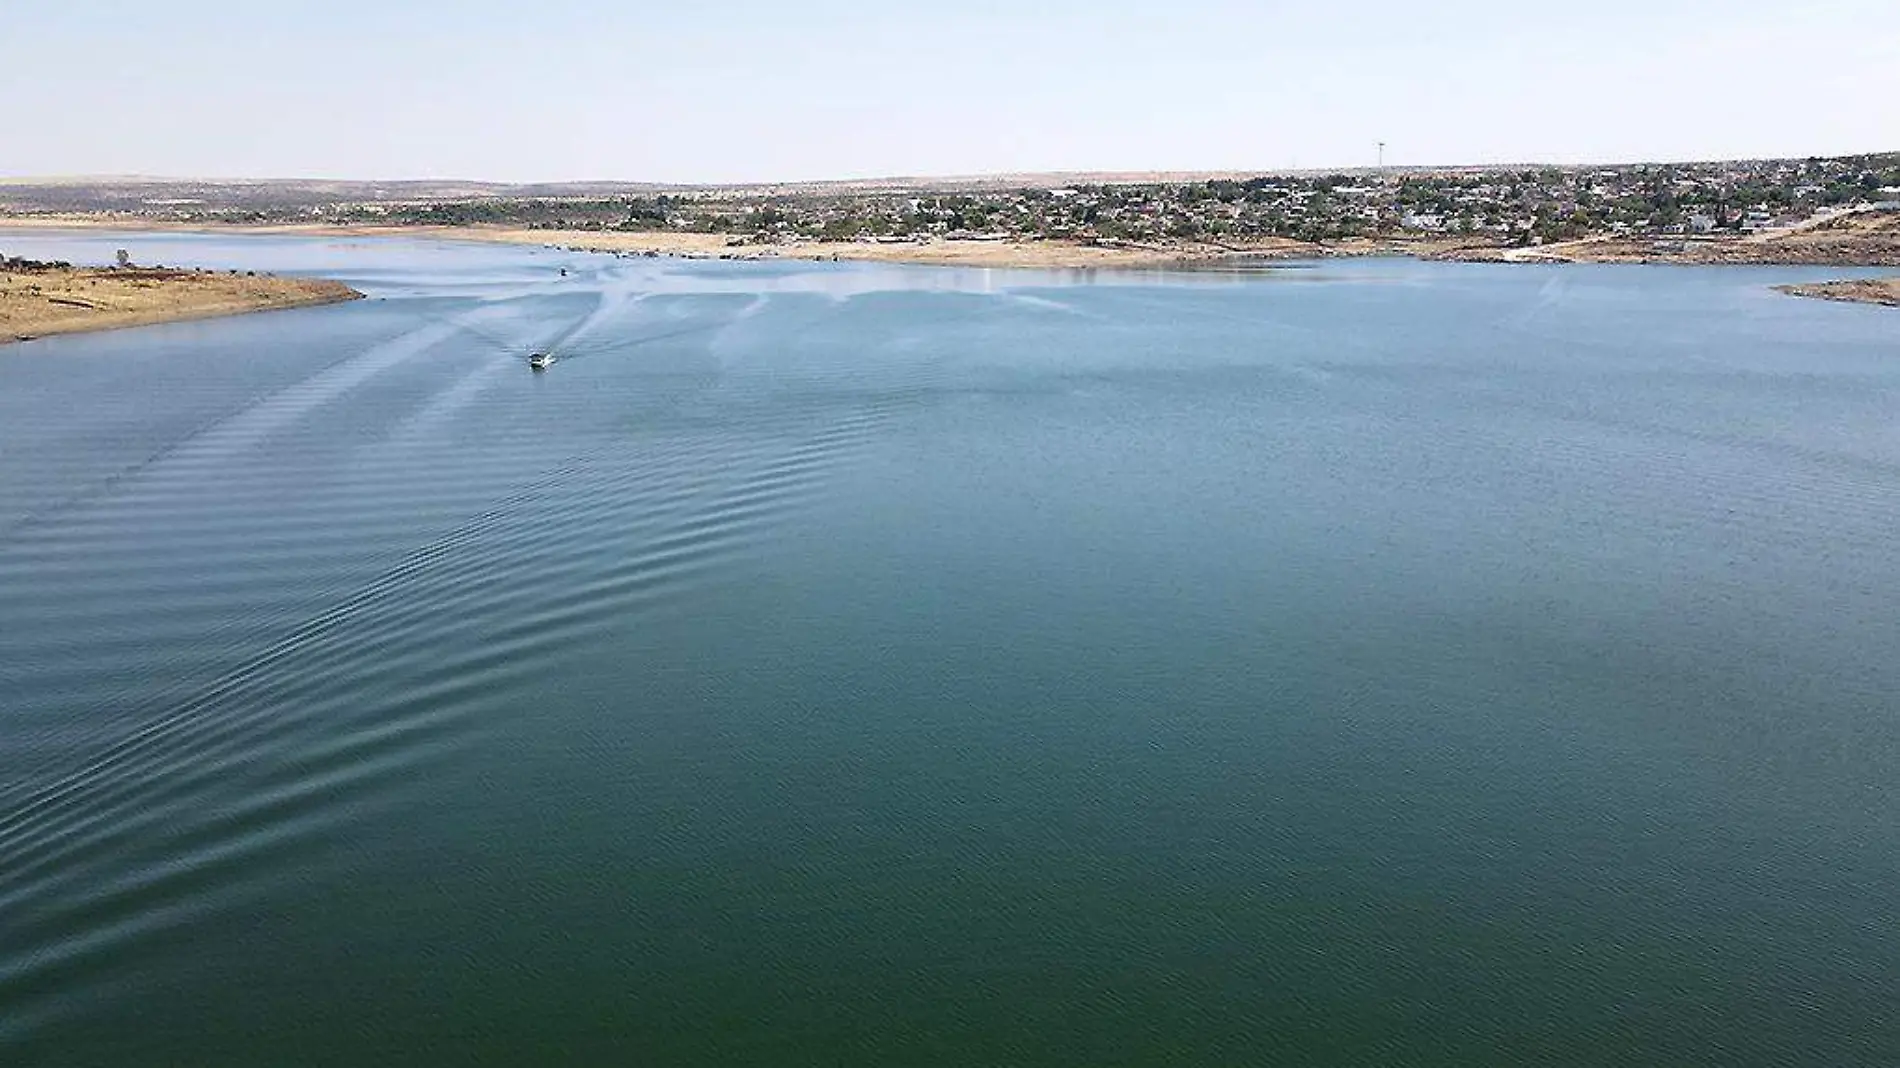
6,146 -> 1899,197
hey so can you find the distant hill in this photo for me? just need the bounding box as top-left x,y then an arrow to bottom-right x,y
0,177 -> 688,214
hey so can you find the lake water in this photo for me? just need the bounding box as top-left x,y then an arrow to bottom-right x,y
2,231 -> 1897,1066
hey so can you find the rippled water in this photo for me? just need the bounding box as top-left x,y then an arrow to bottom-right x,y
2,231 -> 1897,1066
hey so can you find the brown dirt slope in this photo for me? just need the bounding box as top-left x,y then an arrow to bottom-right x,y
1775,277 -> 1900,307
1434,210 -> 1900,266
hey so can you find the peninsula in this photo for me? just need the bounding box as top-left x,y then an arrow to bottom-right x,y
1774,277 -> 1900,308
1,256 -> 361,344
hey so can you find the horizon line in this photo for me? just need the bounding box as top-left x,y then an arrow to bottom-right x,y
4,147 -> 1900,192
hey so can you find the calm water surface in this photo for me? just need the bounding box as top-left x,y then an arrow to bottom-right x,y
1,232 -> 1897,1066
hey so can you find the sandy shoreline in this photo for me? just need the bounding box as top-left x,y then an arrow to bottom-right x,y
1,264 -> 362,344
12,212 -> 1899,272
6,216 -> 1897,317
447,227 -> 1341,269
0,216 -> 1328,270
474,228 -> 1324,269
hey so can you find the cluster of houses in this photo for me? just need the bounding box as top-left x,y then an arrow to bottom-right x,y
49,154 -> 1895,251
630,153 -> 1900,247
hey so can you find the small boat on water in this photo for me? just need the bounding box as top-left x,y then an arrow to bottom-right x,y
529,352 -> 555,371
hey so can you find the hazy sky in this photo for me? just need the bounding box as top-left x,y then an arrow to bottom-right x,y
5,0 -> 1896,182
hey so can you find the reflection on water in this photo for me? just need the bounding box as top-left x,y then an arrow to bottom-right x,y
2,231 -> 1898,1067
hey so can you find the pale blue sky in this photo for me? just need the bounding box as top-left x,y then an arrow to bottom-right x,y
4,0 -> 1895,182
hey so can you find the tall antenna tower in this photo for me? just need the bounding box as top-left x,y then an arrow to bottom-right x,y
1377,141 -> 1386,169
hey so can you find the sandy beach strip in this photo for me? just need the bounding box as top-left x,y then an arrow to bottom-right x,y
12,211 -> 1895,272
431,227 -> 1324,269
2,265 -> 362,343
0,215 -> 1323,270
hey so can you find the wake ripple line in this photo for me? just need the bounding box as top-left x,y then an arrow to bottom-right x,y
0,429 -> 741,873
0,372 -> 910,913
0,313 -> 498,545
0,453 -> 589,836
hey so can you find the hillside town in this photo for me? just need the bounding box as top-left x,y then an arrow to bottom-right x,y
126,152 -> 1900,249
5,153 -> 1898,266
633,152 -> 1900,249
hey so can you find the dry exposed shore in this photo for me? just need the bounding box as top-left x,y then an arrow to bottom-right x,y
1,263 -> 361,344
0,216 -> 1323,269
446,226 -> 1328,268
1774,278 -> 1900,307
12,211 -> 1900,273
18,213 -> 1900,273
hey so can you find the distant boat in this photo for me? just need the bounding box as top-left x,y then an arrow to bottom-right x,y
529,352 -> 555,371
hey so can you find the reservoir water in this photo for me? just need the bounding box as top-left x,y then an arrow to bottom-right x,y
2,231 -> 1897,1066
